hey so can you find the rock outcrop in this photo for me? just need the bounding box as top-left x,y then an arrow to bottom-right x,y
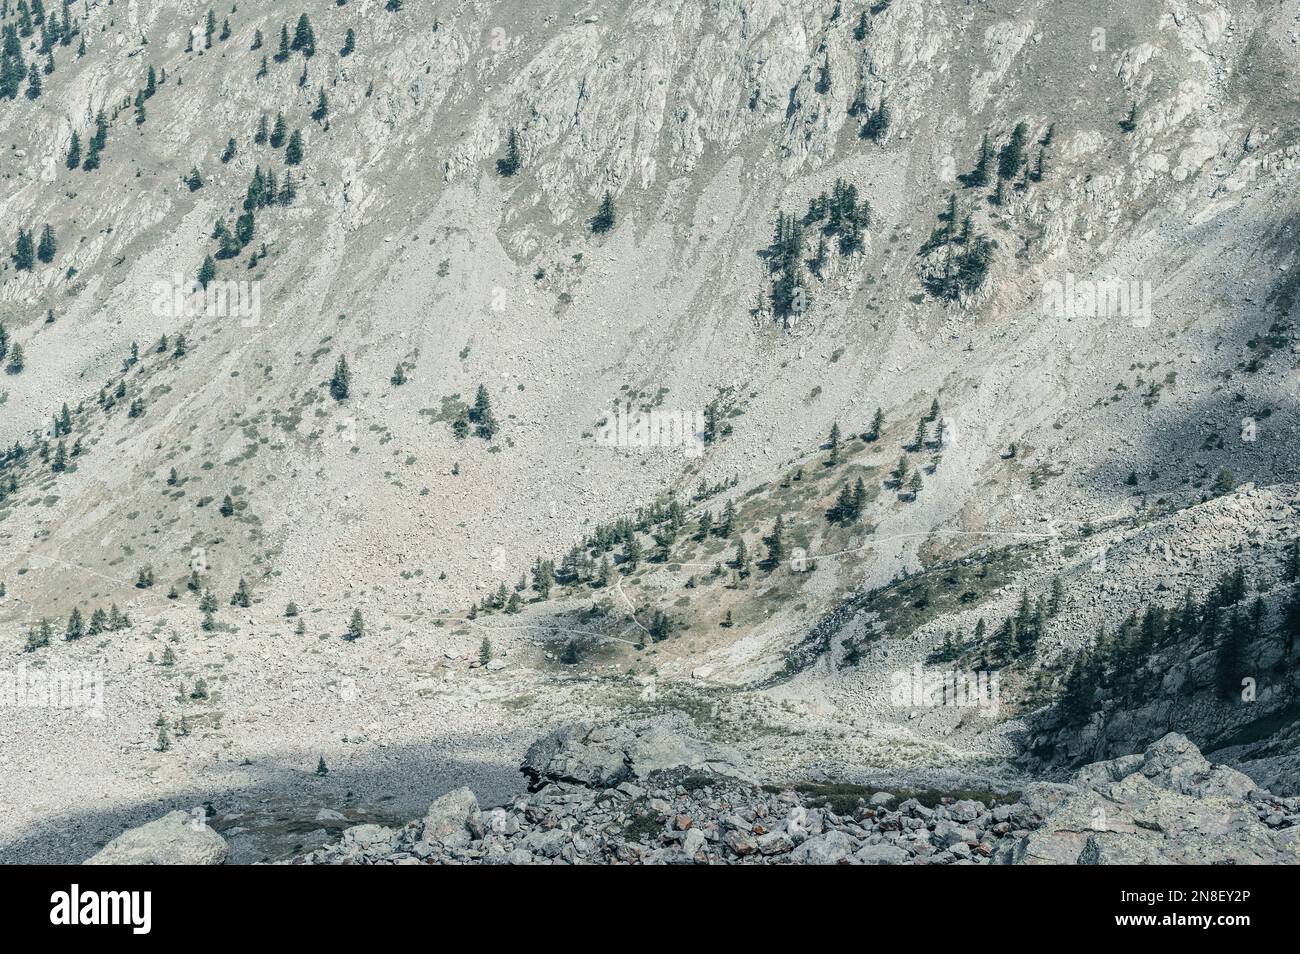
84,810 -> 229,866
1007,734 -> 1300,865
521,721 -> 753,791
280,731 -> 1299,865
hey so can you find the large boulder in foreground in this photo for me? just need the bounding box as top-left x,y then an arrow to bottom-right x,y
521,722 -> 752,790
1009,733 -> 1300,865
422,786 -> 479,844
85,810 -> 228,865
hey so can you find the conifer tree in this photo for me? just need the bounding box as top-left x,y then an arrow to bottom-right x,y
36,223 -> 55,263
344,608 -> 364,641
285,128 -> 304,165
291,14 -> 315,56
13,227 -> 34,270
764,515 -> 786,568
861,98 -> 890,141
964,133 -> 992,187
908,470 -> 923,498
997,122 -> 1028,181
469,384 -> 497,438
340,28 -> 355,57
329,355 -> 350,401
65,130 -> 80,168
497,126 -> 522,177
1118,102 -> 1137,133
311,88 -> 328,123
591,190 -> 616,234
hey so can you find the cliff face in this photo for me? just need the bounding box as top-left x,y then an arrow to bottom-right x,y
3,0 -> 1300,864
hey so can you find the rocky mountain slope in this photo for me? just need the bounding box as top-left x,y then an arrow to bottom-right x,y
2,0 -> 1298,863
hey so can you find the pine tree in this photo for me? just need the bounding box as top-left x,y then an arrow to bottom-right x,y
997,122 -> 1028,181
65,606 -> 83,640
861,98 -> 890,141
1282,582 -> 1300,661
231,577 -> 251,607
965,133 -> 992,187
764,515 -> 786,568
285,128 -> 304,165
316,756 -> 328,776
340,28 -> 355,57
65,130 -> 80,168
827,421 -> 841,464
219,493 -> 235,517
291,14 -> 316,56
469,384 -> 497,438
13,228 -> 34,270
344,608 -> 364,641
591,190 -> 616,234
36,224 -> 55,263
865,407 -> 884,442
479,638 -> 492,666
1118,102 -> 1137,133
197,254 -> 216,288
312,87 -> 328,122
329,355 -> 350,401
908,470 -> 923,498
186,167 -> 203,191
1217,608 -> 1248,700
269,112 -> 287,149
497,126 -> 522,177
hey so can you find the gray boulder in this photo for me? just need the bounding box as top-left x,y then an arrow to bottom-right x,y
790,830 -> 855,864
854,843 -> 910,865
423,786 -> 479,843
521,721 -> 751,790
85,810 -> 228,865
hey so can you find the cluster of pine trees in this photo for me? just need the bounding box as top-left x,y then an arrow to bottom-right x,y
1,1 -> 79,99
764,178 -> 872,325
26,602 -> 131,652
11,223 -> 55,269
66,109 -> 108,170
1058,550 -> 1300,726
